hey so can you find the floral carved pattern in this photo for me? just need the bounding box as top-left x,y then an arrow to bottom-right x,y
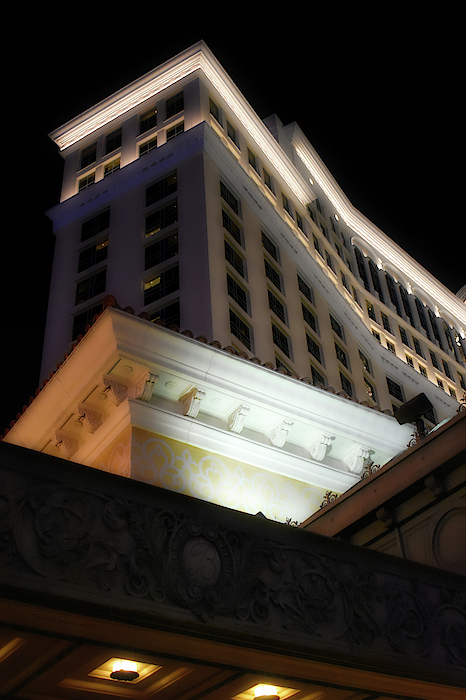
0,469 -> 465,674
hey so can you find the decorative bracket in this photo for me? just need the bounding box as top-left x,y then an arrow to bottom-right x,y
99,370 -> 159,405
129,371 -> 158,402
309,434 -> 332,461
227,404 -> 250,433
269,420 -> 293,448
345,444 -> 370,474
76,405 -> 102,433
55,431 -> 78,457
180,388 -> 206,418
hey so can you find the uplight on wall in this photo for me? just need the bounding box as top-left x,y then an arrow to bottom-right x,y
254,684 -> 279,700
110,660 -> 139,681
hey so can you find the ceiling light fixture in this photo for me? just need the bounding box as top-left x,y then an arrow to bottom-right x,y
254,684 -> 279,700
110,660 -> 139,681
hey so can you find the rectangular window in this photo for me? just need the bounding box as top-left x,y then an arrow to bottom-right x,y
272,323 -> 290,357
78,239 -> 108,272
340,372 -> 353,397
419,364 -> 428,377
105,127 -> 122,155
296,212 -> 306,234
81,209 -> 110,242
79,172 -> 95,191
387,340 -> 396,354
167,122 -> 184,141
399,325 -> 410,347
103,158 -> 120,178
297,275 -> 313,303
81,143 -> 97,169
405,354 -> 414,368
366,301 -> 377,321
381,312 -> 391,333
262,231 -> 278,260
364,377 -> 376,400
139,137 -> 157,156
368,258 -> 384,303
268,290 -> 285,322
449,386 -> 457,399
412,336 -> 424,357
313,234 -> 323,258
220,181 -> 239,214
335,341 -> 348,368
140,107 -> 157,134
248,148 -> 259,173
227,273 -> 248,312
75,269 -> 106,305
354,247 -> 370,291
226,121 -> 238,146
306,334 -> 322,363
430,349 -> 439,369
144,265 -> 179,305
372,329 -> 381,343
386,377 -> 404,401
399,284 -> 415,326
230,308 -> 250,349
224,240 -> 244,276
263,169 -> 274,193
302,304 -> 317,332
222,209 -> 242,245
442,359 -> 452,379
437,377 -> 444,390
264,259 -> 281,291
145,202 -> 178,237
209,98 -> 221,124
282,193 -> 293,217
145,232 -> 178,270
166,92 -> 184,119
330,314 -> 343,339
325,250 -> 335,272
359,350 -> 371,373
146,173 -> 177,207
459,372 -> 466,391
150,299 -> 180,328
311,364 -> 326,388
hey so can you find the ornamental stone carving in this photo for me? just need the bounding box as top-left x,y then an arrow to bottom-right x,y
77,405 -> 102,433
54,431 -> 78,456
180,388 -> 206,418
269,420 -> 293,447
345,444 -> 370,474
227,405 -> 250,433
309,434 -> 332,461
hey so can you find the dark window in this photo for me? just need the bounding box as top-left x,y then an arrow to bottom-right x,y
368,258 -> 384,303
381,312 -> 391,333
227,273 -> 248,312
340,372 -> 353,397
311,365 -> 326,388
144,265 -> 179,305
145,232 -> 178,269
150,299 -> 180,328
145,202 -> 178,237
399,325 -> 410,347
248,148 -> 259,172
354,246 -> 370,291
282,193 -> 293,217
167,122 -> 184,141
399,285 -> 415,326
335,341 -> 348,368
272,323 -> 290,357
81,143 -> 97,169
209,98 -> 221,124
224,240 -> 244,276
430,349 -> 439,369
264,259 -> 281,291
412,336 -> 424,357
81,209 -> 110,242
385,272 -> 402,316
226,121 -> 238,145
220,182 -> 239,214
105,127 -> 122,155
166,92 -> 184,118
268,290 -> 285,322
387,377 -> 404,401
297,275 -> 313,302
427,307 -> 443,349
263,169 -> 274,193
75,269 -> 106,305
313,234 -> 323,258
262,231 -> 278,260
330,314 -> 343,339
359,350 -> 371,373
146,173 -> 177,207
78,239 -> 108,272
140,107 -> 157,134
366,301 -> 376,321
302,304 -> 317,332
230,309 -> 250,349
79,172 -> 95,191
414,297 -> 432,340
442,359 -> 452,379
139,136 -> 157,156
222,209 -> 242,245
306,334 -> 321,363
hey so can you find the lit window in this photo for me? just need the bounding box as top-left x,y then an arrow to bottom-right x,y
144,265 -> 179,305
103,157 -> 120,178
364,377 -> 376,400
359,350 -> 371,373
405,354 -> 414,368
419,364 -> 428,377
139,136 -> 157,156
167,121 -> 184,141
78,172 -> 95,191
387,340 -> 396,354
335,341 -> 348,368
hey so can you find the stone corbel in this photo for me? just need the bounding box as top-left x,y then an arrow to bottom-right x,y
269,420 -> 293,448
180,388 -> 206,418
345,444 -> 370,474
76,405 -> 102,433
100,377 -> 128,405
55,431 -> 78,457
309,434 -> 332,461
227,404 -> 250,433
128,371 -> 159,402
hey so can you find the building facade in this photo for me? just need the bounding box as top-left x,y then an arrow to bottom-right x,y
42,41 -> 465,428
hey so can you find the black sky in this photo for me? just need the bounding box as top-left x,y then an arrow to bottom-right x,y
1,17 -> 464,433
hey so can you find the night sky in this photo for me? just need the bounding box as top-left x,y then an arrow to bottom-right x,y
2,18 -> 463,434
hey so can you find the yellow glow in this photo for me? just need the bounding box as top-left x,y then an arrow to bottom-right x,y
112,660 -> 137,673
254,684 -> 278,698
